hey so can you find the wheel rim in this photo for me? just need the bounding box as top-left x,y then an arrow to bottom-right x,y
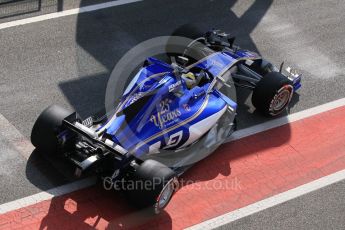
157,179 -> 175,209
271,85 -> 293,112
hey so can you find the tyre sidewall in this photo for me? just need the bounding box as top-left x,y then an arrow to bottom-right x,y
31,105 -> 73,153
252,72 -> 293,116
124,160 -> 177,214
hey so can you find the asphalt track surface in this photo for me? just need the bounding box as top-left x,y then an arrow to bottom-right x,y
0,0 -> 345,228
215,180 -> 345,230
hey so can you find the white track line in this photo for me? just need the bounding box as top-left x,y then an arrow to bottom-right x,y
0,0 -> 143,30
186,169 -> 345,230
1,98 -> 345,214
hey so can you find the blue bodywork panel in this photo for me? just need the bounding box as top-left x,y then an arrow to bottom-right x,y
101,49 -> 300,157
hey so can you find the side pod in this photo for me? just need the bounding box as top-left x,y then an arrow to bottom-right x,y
213,90 -> 237,112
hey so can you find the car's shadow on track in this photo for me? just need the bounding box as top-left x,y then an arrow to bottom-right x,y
59,0 -> 274,121
26,149 -> 77,185
23,0 -> 304,229
37,186 -> 173,230
58,72 -> 109,118
25,150 -> 69,190
26,120 -> 292,230
25,150 -> 175,228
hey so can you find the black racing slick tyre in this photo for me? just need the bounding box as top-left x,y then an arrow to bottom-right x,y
252,72 -> 294,116
31,105 -> 74,154
124,160 -> 178,214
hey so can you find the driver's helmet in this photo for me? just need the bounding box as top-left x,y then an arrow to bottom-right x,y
182,72 -> 197,89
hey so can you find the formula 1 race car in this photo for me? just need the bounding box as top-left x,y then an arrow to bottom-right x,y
31,25 -> 301,214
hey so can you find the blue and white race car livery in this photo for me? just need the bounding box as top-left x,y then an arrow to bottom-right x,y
31,25 -> 301,214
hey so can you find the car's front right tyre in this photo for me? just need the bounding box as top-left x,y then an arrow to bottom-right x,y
251,72 -> 293,116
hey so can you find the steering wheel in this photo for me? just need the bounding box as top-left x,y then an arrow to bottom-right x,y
196,70 -> 211,86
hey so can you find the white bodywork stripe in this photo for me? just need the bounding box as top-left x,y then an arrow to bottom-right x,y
181,106 -> 227,147
123,69 -> 143,95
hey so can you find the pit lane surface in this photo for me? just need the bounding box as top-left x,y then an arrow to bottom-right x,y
0,0 -> 345,228
214,179 -> 345,230
2,102 -> 345,229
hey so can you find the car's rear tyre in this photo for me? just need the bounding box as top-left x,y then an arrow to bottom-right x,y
31,105 -> 74,154
124,159 -> 178,214
252,72 -> 293,116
